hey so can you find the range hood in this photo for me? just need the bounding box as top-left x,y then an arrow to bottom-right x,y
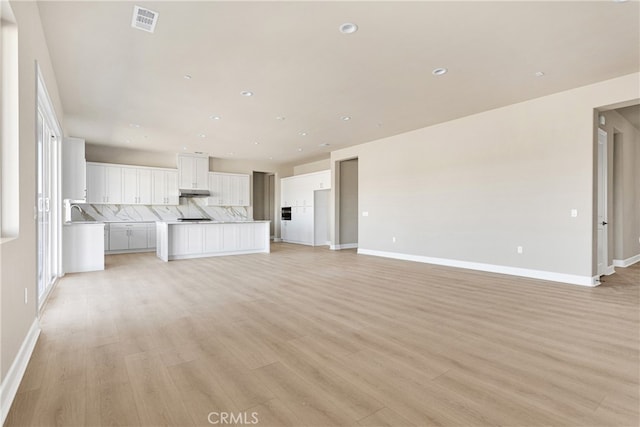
178,189 -> 210,198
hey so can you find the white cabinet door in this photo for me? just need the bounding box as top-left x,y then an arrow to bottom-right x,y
166,171 -> 179,205
152,169 -> 179,205
187,224 -> 204,254
87,163 -> 121,204
105,166 -> 122,204
138,169 -> 152,204
237,174 -> 250,206
128,226 -> 148,249
122,167 -> 138,204
86,164 -> 106,203
109,227 -> 129,250
222,224 -> 239,251
204,225 -> 223,252
147,224 -> 156,248
123,167 -> 152,205
177,154 -> 208,190
206,173 -> 223,206
62,137 -> 86,200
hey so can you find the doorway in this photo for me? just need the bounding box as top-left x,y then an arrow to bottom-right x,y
596,128 -> 608,277
253,171 -> 275,238
336,158 -> 358,250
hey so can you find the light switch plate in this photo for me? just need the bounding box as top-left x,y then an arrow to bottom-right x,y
571,209 -> 578,217
362,211 -> 369,217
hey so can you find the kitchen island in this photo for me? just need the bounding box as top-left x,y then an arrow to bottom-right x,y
156,220 -> 270,261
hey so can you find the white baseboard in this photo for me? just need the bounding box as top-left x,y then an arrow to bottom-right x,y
613,254 -> 640,268
604,265 -> 616,276
357,248 -> 598,287
273,237 -> 282,243
1,319 -> 41,425
330,243 -> 358,250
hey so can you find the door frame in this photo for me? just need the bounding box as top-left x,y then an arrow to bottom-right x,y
596,127 -> 609,278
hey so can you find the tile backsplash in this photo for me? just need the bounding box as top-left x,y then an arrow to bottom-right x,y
71,198 -> 250,222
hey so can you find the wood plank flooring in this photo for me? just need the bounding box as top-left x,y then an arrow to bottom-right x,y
5,243 -> 639,426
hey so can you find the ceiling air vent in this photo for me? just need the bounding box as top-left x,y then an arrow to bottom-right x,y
131,5 -> 159,33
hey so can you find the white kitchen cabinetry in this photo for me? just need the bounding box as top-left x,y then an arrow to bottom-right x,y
86,163 -> 122,204
152,169 -> 179,205
206,172 -> 250,206
63,223 -> 105,273
280,170 -> 330,246
122,167 -> 152,205
157,221 -> 270,261
62,137 -> 86,201
107,223 -> 155,253
177,153 -> 209,190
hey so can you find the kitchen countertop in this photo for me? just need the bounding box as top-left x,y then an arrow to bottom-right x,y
158,220 -> 271,225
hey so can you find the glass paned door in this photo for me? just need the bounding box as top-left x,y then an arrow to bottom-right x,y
37,108 -> 58,305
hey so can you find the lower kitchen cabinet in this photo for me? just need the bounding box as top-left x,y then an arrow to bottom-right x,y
63,223 -> 105,273
156,221 -> 270,261
106,222 -> 156,254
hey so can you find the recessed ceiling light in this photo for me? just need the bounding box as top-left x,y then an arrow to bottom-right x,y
432,68 -> 448,76
276,116 -> 286,121
183,147 -> 187,151
254,142 -> 260,145
299,132 -> 308,136
240,90 -> 254,97
319,143 -> 330,147
613,0 -> 629,3
198,133 -> 206,138
297,148 -> 303,152
534,71 -> 545,77
184,74 -> 192,80
340,23 -> 358,34
209,115 -> 221,120
269,156 -> 273,160
340,116 -> 351,121
129,123 -> 140,128
227,152 -> 234,155
125,139 -> 131,143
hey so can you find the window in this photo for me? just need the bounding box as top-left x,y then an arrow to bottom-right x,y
1,0 -> 19,240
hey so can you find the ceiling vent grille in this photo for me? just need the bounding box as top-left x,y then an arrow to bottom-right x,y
131,5 -> 159,33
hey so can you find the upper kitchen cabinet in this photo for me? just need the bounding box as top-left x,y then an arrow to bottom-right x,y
177,153 -> 209,190
86,163 -> 122,204
122,167 -> 152,205
62,137 -> 86,201
206,172 -> 250,206
152,169 -> 179,205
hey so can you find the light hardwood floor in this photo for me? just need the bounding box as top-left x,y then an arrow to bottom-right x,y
6,243 -> 639,427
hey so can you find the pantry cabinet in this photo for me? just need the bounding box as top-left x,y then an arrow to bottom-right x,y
280,170 -> 330,246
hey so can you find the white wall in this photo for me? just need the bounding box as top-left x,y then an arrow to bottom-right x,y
1,0 -> 65,384
330,73 -> 639,283
293,158 -> 330,176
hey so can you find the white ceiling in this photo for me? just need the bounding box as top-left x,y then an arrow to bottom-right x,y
38,1 -> 639,165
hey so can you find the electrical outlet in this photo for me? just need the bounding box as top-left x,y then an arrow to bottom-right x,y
362,211 -> 369,217
571,209 -> 578,218
392,237 -> 396,243
24,288 -> 28,304
517,246 -> 523,254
